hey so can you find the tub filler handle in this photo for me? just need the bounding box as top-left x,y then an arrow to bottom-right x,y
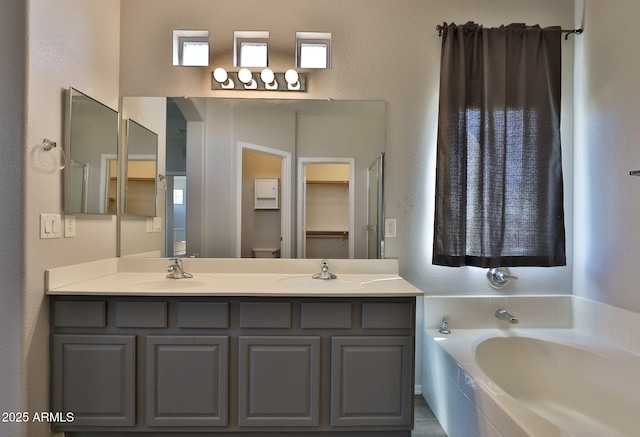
487,267 -> 518,289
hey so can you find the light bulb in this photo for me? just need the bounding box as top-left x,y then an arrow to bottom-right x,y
285,69 -> 299,85
238,68 -> 253,84
213,68 -> 228,84
260,68 -> 275,85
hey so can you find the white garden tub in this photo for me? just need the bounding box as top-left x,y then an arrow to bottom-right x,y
423,329 -> 640,437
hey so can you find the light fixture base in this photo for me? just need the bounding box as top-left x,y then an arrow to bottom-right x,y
212,71 -> 307,91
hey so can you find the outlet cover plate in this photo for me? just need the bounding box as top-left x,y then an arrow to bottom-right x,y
64,215 -> 76,238
384,218 -> 396,238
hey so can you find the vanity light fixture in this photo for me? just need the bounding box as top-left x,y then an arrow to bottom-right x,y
211,69 -> 307,91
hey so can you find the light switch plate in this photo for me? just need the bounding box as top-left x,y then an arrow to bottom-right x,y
40,213 -> 61,239
153,217 -> 162,232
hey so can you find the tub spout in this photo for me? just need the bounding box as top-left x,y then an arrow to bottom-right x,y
495,308 -> 518,324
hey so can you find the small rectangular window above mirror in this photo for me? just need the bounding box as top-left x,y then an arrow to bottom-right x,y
234,31 -> 269,67
173,30 -> 209,66
296,32 -> 331,69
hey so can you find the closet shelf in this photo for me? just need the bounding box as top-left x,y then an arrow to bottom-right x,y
306,230 -> 349,239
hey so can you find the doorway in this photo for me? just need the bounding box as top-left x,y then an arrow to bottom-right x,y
297,158 -> 355,259
237,142 -> 292,258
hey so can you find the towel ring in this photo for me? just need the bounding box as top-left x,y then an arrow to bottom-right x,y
30,139 -> 66,172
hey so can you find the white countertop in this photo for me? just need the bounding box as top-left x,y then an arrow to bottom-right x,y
46,258 -> 423,297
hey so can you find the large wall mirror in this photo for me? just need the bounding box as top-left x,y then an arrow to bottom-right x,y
64,87 -> 119,215
119,97 -> 386,259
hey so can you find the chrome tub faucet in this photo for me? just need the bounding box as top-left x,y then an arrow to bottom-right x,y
495,308 -> 518,324
166,258 -> 193,279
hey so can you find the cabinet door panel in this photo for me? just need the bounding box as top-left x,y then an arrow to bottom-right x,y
146,336 -> 228,426
238,336 -> 320,427
331,336 -> 413,427
52,334 -> 136,427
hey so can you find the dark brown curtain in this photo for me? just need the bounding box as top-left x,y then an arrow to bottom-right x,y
433,22 -> 566,268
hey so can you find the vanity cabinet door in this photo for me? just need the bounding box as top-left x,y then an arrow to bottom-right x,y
238,336 -> 321,427
331,336 -> 413,427
52,334 -> 136,428
146,336 -> 229,427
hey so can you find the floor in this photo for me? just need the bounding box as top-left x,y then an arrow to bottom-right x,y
412,396 -> 448,437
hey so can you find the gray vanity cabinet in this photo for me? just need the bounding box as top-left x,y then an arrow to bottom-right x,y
146,335 -> 229,427
51,296 -> 416,437
238,335 -> 321,427
51,334 -> 136,427
331,336 -> 413,427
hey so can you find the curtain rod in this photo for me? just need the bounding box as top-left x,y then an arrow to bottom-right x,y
435,24 -> 583,40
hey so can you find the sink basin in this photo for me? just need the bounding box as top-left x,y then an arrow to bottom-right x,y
277,276 -> 364,291
132,279 -> 207,290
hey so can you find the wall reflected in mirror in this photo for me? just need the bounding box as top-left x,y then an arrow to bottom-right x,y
64,87 -> 119,215
119,97 -> 386,259
367,153 -> 385,259
124,119 -> 158,217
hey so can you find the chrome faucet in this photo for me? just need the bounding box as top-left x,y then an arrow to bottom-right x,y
439,319 -> 451,334
166,258 -> 193,279
495,308 -> 518,324
312,259 -> 337,280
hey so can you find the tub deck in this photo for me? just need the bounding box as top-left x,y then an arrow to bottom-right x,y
423,328 -> 640,437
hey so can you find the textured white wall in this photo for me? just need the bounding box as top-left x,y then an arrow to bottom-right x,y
0,0 -> 25,436
23,0 -> 120,435
573,0 -> 640,312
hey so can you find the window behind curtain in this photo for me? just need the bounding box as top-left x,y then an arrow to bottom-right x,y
433,22 -> 566,268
